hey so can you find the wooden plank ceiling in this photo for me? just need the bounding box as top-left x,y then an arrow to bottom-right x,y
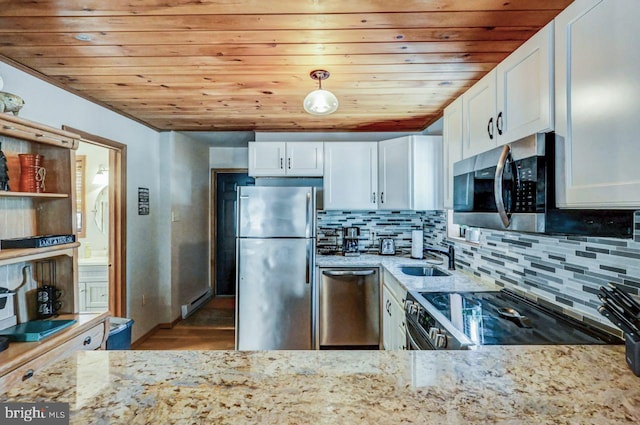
0,0 -> 573,132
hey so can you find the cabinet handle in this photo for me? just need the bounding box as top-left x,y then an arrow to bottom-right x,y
372,192 -> 376,203
497,112 -> 503,136
35,133 -> 44,137
487,117 -> 494,140
280,157 -> 284,169
288,157 -> 291,169
380,192 -> 384,204
83,336 -> 92,346
3,125 -> 14,130
22,369 -> 35,381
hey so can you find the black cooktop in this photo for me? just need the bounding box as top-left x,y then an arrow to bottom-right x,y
420,290 -> 622,346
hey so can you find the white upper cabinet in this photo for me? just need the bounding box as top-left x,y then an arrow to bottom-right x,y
443,97 -> 464,209
378,135 -> 442,211
555,0 -> 640,208
285,142 -> 324,176
248,141 -> 323,177
323,142 -> 378,210
462,70 -> 497,158
496,21 -> 554,144
462,22 -> 554,159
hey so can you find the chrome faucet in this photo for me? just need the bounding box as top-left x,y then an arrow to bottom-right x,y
424,245 -> 456,270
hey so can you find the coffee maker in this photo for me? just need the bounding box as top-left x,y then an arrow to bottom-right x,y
342,227 -> 360,257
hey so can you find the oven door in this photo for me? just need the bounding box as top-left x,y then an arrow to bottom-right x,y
405,313 -> 435,350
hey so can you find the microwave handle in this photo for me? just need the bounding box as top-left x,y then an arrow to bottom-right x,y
494,144 -> 512,228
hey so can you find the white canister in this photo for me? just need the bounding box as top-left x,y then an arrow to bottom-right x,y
411,230 -> 424,259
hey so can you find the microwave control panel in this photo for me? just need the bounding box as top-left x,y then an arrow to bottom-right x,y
513,156 -> 545,213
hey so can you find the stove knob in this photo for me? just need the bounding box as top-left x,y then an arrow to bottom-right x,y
428,327 -> 439,340
404,300 -> 417,315
434,333 -> 447,349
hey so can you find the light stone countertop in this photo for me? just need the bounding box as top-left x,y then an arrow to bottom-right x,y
316,253 -> 500,293
4,348 -> 639,424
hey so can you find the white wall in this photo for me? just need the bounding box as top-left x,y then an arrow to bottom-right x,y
168,131 -> 212,320
209,147 -> 248,169
0,62 -> 164,341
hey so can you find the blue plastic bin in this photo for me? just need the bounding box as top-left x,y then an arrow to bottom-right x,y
106,317 -> 134,350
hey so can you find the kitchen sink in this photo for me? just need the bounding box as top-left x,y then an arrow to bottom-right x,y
400,266 -> 450,277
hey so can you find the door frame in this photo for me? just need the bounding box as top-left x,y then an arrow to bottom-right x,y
210,168 -> 248,297
63,126 -> 127,317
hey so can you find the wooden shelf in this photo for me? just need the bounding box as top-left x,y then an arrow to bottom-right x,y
0,191 -> 69,199
0,242 -> 80,267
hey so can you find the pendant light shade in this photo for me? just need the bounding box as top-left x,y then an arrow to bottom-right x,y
303,70 -> 338,115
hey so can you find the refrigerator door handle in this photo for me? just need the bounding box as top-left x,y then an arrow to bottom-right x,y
306,239 -> 312,285
306,190 -> 312,238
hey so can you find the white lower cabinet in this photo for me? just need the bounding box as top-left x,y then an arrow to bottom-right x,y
78,264 -> 109,312
382,270 -> 406,350
323,142 -> 378,210
554,0 -> 640,207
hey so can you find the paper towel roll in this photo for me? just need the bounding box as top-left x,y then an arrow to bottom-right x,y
411,230 -> 423,259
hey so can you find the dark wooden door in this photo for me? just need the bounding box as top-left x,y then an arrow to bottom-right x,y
215,172 -> 254,296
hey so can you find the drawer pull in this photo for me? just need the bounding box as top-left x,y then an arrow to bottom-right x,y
22,369 -> 35,381
3,125 -> 14,130
83,336 -> 92,346
35,133 -> 44,137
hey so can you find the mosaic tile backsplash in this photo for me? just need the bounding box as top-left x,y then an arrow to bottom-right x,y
320,209 -> 640,331
317,210 -> 426,255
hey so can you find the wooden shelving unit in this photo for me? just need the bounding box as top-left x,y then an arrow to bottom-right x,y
0,114 -> 107,393
0,114 -> 80,312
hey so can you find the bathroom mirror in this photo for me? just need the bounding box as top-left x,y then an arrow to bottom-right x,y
94,186 -> 109,234
75,156 -> 86,237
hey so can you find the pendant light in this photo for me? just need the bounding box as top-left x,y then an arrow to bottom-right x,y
303,70 -> 339,115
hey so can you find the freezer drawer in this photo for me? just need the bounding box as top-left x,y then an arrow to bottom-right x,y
319,268 -> 380,347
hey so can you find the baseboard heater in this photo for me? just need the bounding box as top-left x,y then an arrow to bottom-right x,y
181,288 -> 212,319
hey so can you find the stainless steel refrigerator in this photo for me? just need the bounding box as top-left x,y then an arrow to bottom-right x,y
235,186 -> 315,350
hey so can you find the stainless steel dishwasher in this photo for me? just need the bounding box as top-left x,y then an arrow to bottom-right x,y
319,268 -> 380,348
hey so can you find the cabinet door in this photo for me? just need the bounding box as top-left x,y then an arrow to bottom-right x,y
462,69 -> 497,158
497,21 -> 553,145
248,142 -> 286,176
285,142 -> 324,176
555,0 -> 640,207
389,294 -> 406,350
443,97 -> 464,209
78,282 -> 87,312
323,142 -> 378,210
382,286 -> 394,350
85,282 -> 108,311
378,137 -> 411,209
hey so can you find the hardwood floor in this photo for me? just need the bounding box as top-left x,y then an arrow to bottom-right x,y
134,297 -> 236,350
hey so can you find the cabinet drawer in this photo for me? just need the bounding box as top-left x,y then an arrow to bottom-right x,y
0,322 -> 106,392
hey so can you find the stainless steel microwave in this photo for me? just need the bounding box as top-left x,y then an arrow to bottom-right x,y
452,133 -> 634,238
